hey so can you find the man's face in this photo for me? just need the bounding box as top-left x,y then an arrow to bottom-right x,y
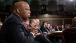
44,22 -> 48,26
33,21 -> 36,26
19,3 -> 31,20
36,20 -> 40,26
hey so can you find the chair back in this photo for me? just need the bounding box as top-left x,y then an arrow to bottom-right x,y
63,28 -> 76,43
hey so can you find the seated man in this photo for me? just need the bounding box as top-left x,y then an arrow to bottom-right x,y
40,21 -> 62,43
24,19 -> 52,43
0,1 -> 40,43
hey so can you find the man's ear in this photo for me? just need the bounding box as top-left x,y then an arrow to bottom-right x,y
16,9 -> 20,13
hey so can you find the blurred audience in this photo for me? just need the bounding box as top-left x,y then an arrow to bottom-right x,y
31,10 -> 76,16
65,24 -> 71,29
29,19 -> 52,43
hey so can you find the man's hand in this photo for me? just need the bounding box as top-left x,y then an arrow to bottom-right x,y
34,33 -> 41,37
43,32 -> 48,34
29,27 -> 38,33
47,31 -> 51,34
43,31 -> 51,35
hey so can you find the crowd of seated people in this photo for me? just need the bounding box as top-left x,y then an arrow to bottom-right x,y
50,24 -> 71,31
23,19 -> 63,43
0,18 -> 72,43
31,10 -> 76,16
0,17 -> 71,43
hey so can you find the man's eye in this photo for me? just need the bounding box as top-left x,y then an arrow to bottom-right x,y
25,9 -> 30,10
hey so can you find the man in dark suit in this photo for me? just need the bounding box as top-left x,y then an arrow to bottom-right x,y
0,1 -> 40,43
40,21 -> 51,34
40,21 -> 62,43
29,19 -> 52,43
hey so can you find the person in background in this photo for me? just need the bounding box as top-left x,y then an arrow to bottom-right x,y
29,19 -> 52,43
55,25 -> 60,31
71,17 -> 76,27
65,24 -> 71,29
35,19 -> 42,33
61,24 -> 65,31
47,24 -> 53,31
55,25 -> 62,31
40,22 -> 62,43
29,19 -> 37,27
40,21 -> 51,35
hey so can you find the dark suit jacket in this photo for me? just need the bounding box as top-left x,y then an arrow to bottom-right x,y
40,26 -> 50,33
0,13 -> 38,43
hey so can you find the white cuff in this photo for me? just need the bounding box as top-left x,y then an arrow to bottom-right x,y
30,32 -> 35,36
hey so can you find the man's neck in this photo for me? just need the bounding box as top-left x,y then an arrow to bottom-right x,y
13,11 -> 23,21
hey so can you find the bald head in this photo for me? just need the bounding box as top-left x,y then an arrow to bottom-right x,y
14,1 -> 28,10
13,1 -> 31,20
35,19 -> 40,26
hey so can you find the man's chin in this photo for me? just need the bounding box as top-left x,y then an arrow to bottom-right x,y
29,15 -> 30,17
27,17 -> 30,19
23,17 -> 29,20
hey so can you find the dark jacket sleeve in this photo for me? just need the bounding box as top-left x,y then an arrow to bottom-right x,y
6,23 -> 35,43
40,26 -> 48,33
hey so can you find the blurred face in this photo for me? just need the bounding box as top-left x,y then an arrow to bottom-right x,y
24,20 -> 29,26
50,25 -> 52,28
33,21 -> 36,26
36,19 -> 40,26
57,26 -> 59,28
47,24 -> 50,28
19,3 -> 31,20
44,22 -> 48,27
62,25 -> 64,28
31,21 -> 36,27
